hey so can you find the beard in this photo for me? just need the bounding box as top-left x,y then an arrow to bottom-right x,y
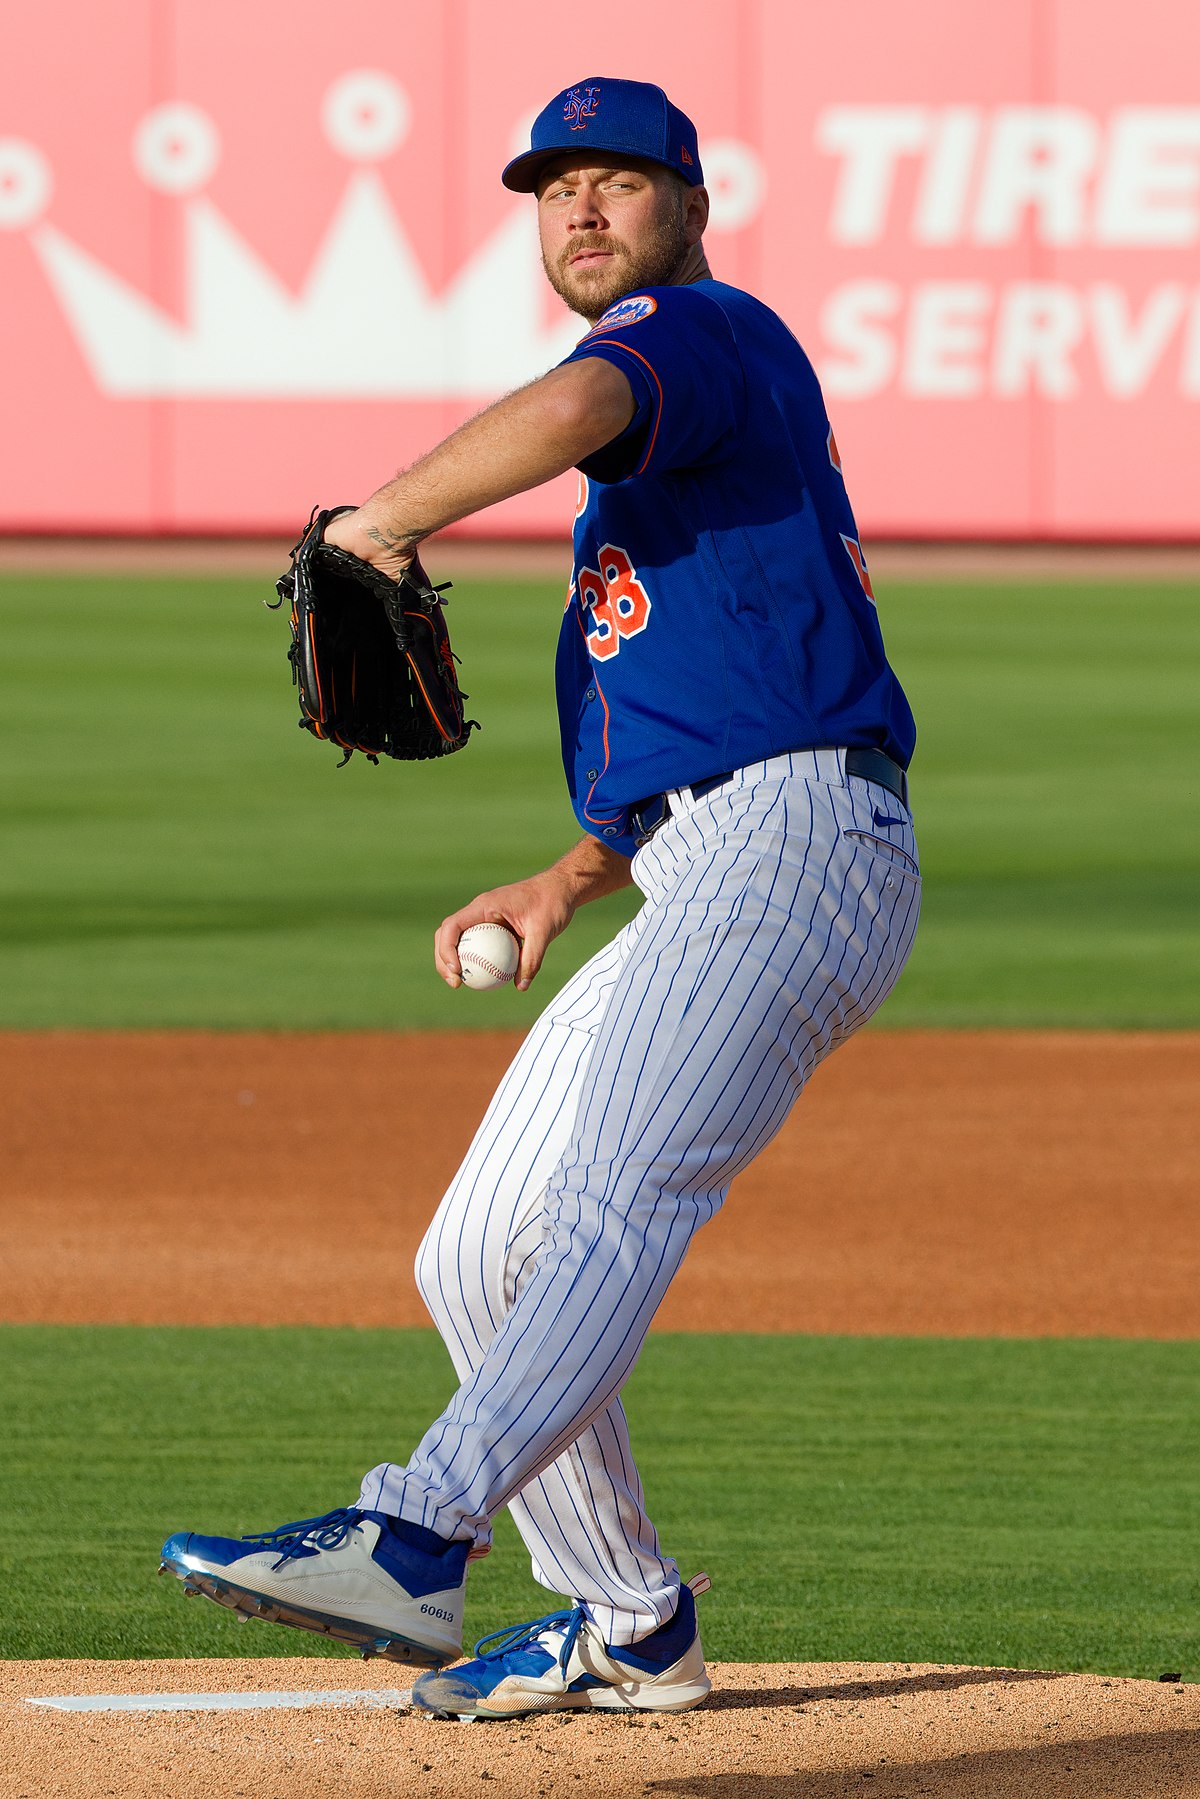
542,200 -> 689,321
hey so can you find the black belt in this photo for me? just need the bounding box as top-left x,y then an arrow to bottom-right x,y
842,746 -> 909,806
630,747 -> 909,847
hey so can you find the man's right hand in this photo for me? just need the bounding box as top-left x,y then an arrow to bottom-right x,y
435,836 -> 636,993
435,870 -> 579,992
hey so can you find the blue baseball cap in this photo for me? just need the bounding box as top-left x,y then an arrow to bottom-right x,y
502,77 -> 703,193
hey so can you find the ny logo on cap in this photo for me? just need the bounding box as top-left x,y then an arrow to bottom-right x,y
563,86 -> 600,130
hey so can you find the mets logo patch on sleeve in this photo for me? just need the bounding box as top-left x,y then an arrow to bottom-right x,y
589,295 -> 658,333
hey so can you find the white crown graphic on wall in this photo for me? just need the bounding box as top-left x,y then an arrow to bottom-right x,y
0,73 -> 765,400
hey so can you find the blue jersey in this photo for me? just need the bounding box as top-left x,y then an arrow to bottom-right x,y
554,280 -> 916,855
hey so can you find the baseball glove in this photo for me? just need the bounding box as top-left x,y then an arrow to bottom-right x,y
271,505 -> 477,765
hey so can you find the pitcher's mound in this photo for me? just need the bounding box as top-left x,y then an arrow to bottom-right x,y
3,1656 -> 1197,1797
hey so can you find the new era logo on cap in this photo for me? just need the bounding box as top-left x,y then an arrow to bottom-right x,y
501,76 -> 704,192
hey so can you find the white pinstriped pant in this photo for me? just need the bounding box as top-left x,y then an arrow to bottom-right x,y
359,750 -> 921,1645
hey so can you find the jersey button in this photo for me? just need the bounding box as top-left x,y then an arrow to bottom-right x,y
586,687 -> 596,702
602,827 -> 618,837
586,768 -> 599,782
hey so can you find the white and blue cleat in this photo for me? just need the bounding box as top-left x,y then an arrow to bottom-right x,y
158,1507 -> 468,1667
411,1575 -> 712,1719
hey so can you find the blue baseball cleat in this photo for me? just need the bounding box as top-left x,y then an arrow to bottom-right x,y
412,1574 -> 711,1718
158,1507 -> 468,1666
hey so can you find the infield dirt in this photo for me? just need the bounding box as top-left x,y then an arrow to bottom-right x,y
4,1027 -> 1199,1797
4,1656 -> 1200,1798
3,1028 -> 1198,1335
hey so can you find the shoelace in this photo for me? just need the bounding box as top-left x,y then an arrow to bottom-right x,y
472,1577 -> 711,1680
473,1605 -> 588,1675
240,1506 -> 364,1571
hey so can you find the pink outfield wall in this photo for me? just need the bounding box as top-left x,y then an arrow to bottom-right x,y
1,0 -> 1197,540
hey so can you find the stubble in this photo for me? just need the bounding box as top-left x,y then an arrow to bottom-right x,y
541,194 -> 689,322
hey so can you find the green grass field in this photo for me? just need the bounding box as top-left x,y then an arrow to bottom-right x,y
2,1326 -> 1197,1677
3,568 -> 1197,1681
2,571 -> 1198,1027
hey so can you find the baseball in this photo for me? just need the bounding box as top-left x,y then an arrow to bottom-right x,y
457,922 -> 521,990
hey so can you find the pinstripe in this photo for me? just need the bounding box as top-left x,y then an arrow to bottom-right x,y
359,760 -> 921,1644
415,965 -> 609,1365
408,816 -> 888,1518
512,1413 -> 665,1615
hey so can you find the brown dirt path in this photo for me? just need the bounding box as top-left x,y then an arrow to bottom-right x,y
3,535 -> 1200,581
3,1029 -> 1198,1335
3,1657 -> 1199,1798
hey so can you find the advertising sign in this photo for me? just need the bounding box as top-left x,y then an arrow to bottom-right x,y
1,0 -> 1196,535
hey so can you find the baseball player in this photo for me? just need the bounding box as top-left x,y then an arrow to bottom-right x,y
161,76 -> 920,1719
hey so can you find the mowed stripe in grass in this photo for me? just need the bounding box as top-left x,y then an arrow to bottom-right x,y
1,573 -> 1198,1027
0,572 -> 637,1027
2,1327 -> 1197,1676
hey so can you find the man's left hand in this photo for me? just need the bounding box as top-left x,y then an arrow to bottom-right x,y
322,507 -> 419,582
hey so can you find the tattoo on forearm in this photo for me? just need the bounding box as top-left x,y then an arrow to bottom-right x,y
365,525 -> 409,553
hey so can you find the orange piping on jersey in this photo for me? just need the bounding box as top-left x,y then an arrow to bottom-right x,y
571,599 -> 621,826
585,339 -> 663,475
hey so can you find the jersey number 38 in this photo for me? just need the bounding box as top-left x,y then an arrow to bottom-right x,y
579,545 -> 652,662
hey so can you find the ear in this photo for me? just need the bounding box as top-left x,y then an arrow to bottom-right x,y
684,185 -> 709,245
